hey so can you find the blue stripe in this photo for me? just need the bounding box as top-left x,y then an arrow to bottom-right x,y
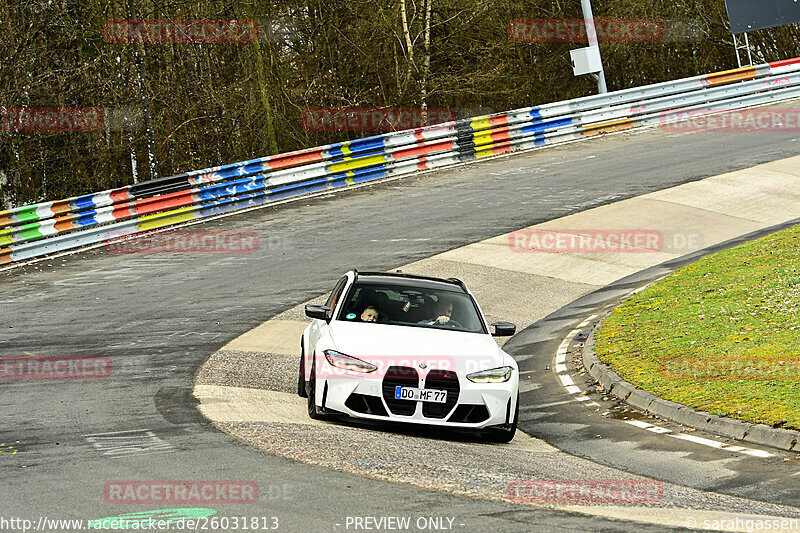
521,116 -> 575,135
72,194 -> 96,210
195,176 -> 268,201
76,211 -> 98,226
327,137 -> 387,159
198,191 -> 269,217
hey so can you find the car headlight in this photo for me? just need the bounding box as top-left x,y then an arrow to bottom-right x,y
467,366 -> 513,383
323,350 -> 378,373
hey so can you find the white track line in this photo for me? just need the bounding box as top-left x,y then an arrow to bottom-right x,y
577,315 -> 597,329
625,411 -> 774,457
625,420 -> 673,434
554,318 -> 600,407
554,318 -> 775,459
669,433 -> 774,458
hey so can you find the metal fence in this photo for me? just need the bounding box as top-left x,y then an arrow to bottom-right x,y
2,57 -> 800,266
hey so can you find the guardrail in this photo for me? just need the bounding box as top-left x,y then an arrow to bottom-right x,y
3,57 -> 800,266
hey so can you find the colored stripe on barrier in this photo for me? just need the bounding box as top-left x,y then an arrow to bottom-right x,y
4,56 -> 800,265
706,66 -> 757,87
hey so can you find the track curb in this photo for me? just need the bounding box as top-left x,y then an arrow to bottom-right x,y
581,312 -> 800,453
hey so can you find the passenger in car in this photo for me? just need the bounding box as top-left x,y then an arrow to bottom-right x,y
360,306 -> 380,323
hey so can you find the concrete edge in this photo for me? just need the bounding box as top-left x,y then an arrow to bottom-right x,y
582,308 -> 800,453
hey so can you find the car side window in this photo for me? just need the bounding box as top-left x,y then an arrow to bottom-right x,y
325,276 -> 348,314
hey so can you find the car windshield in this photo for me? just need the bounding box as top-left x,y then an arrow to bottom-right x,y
337,281 -> 486,333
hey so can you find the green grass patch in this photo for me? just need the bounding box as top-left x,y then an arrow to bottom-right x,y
595,225 -> 800,430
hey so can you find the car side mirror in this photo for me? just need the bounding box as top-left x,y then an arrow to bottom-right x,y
491,321 -> 516,337
305,304 -> 332,321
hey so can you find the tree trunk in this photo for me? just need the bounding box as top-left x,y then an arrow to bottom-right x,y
399,0 -> 415,95
421,0 -> 432,124
126,0 -> 159,181
252,38 -> 279,155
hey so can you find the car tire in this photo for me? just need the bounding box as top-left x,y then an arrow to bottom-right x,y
482,393 -> 519,443
298,341 -> 308,398
307,358 -> 324,420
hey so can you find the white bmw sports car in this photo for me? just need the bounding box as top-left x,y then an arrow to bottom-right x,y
298,270 -> 519,442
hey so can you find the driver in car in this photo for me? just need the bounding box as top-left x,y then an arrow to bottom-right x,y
418,298 -> 456,326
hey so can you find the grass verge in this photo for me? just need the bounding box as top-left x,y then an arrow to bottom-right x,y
595,224 -> 800,430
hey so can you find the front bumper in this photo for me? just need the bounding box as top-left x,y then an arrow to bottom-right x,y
313,365 -> 518,429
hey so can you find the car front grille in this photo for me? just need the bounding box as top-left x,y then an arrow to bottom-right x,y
382,366 -> 419,416
422,369 -> 460,419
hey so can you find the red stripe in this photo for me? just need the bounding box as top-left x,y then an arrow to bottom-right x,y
392,140 -> 453,160
111,205 -> 135,220
488,115 -> 509,127
768,57 -> 800,69
0,248 -> 11,265
110,189 -> 131,204
133,190 -> 194,215
266,148 -> 324,170
490,129 -> 511,142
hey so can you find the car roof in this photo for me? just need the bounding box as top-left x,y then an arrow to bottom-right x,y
352,271 -> 468,293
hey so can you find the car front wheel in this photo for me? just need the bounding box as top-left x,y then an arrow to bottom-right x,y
306,358 -> 325,420
482,393 -> 519,443
297,340 -> 307,398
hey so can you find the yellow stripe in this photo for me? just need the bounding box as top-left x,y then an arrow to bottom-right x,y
136,206 -> 197,231
470,116 -> 491,131
329,154 -> 385,172
583,118 -> 634,136
472,132 -> 495,147
0,229 -> 12,247
339,143 -> 352,157
475,146 -> 498,159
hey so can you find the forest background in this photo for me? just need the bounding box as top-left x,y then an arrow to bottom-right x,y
2,0 -> 800,209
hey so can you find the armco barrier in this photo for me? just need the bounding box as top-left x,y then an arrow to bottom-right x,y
3,57 -> 800,266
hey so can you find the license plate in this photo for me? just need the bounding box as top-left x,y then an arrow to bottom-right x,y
394,386 -> 447,403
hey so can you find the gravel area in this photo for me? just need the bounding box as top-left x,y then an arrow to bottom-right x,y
216,420 -> 800,519
196,349 -> 296,392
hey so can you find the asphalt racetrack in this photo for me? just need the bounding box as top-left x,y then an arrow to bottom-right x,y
2,122 -> 800,532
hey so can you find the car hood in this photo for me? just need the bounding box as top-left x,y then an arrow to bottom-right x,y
327,321 -> 509,371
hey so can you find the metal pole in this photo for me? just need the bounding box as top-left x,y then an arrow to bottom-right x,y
744,32 -> 753,66
734,33 -> 742,67
580,0 -> 607,93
